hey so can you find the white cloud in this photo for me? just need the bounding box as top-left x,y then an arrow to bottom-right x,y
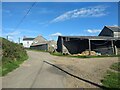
5,31 -> 21,36
2,28 -> 39,43
50,32 -> 62,36
51,5 -> 108,23
113,24 -> 118,26
87,29 -> 101,33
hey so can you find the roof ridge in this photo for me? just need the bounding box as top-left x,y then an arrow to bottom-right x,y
35,35 -> 47,41
105,26 -> 120,28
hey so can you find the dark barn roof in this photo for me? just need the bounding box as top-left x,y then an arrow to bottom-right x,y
106,26 -> 120,32
23,38 -> 35,40
59,36 -> 120,40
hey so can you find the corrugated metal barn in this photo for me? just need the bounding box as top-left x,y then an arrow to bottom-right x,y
57,26 -> 120,55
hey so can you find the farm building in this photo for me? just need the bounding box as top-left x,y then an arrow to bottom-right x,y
30,35 -> 57,52
57,26 -> 120,55
99,26 -> 120,37
30,35 -> 48,51
23,37 -> 35,48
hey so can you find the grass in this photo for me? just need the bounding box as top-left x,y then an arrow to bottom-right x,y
50,52 -> 120,58
2,56 -> 28,76
101,62 -> 120,89
101,70 -> 120,88
0,66 -> 2,76
110,62 -> 120,72
50,52 -> 65,56
0,37 -> 28,76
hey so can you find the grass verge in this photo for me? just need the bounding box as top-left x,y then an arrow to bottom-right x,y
0,37 -> 28,76
101,62 -> 120,88
110,62 -> 120,72
101,70 -> 120,88
2,56 -> 28,76
51,52 -> 120,58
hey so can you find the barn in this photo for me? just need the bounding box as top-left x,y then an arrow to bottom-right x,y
57,26 -> 120,55
99,26 -> 120,37
30,35 -> 57,52
30,35 -> 48,51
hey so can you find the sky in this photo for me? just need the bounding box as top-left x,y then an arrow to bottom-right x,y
2,2 -> 118,42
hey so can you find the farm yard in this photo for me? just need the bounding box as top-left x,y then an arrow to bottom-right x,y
48,53 -> 119,88
2,50 -> 119,88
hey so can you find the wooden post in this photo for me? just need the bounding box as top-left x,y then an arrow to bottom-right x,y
115,45 -> 118,55
88,39 -> 91,55
111,40 -> 114,54
61,37 -> 64,53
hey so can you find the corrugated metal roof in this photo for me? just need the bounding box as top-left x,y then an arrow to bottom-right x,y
59,36 -> 120,40
106,26 -> 120,32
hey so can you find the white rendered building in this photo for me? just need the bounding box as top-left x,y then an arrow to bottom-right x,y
23,37 -> 35,48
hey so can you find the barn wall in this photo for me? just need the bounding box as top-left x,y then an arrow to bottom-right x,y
115,40 -> 120,48
91,40 -> 113,55
114,32 -> 120,37
57,36 -> 62,52
115,40 -> 120,55
57,36 -> 120,55
99,27 -> 113,37
30,44 -> 48,51
64,39 -> 88,54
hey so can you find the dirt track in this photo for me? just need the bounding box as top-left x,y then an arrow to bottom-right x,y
47,54 -> 119,88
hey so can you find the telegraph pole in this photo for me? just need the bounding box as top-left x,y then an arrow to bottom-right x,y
18,37 -> 20,44
6,35 -> 8,40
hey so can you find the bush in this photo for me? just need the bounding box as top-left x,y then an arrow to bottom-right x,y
0,37 -> 28,76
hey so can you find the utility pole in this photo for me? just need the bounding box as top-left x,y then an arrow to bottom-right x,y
6,35 -> 8,40
18,37 -> 20,44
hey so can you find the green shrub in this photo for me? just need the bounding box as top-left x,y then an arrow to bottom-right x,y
0,37 -> 28,76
